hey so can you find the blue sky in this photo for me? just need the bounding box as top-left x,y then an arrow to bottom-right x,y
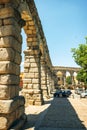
21,0 -> 87,70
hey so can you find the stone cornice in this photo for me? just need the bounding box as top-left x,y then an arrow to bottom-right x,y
53,66 -> 81,72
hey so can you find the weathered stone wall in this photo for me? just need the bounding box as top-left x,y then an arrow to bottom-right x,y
21,0 -> 55,106
21,12 -> 44,105
22,47 -> 44,106
0,0 -> 56,129
0,1 -> 26,129
41,56 -> 48,98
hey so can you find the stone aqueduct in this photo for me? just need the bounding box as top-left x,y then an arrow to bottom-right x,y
0,0 -> 80,130
53,66 -> 80,86
0,0 -> 55,129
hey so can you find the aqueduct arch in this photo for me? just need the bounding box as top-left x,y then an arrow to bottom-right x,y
53,66 -> 80,86
0,0 -> 55,129
21,0 -> 54,106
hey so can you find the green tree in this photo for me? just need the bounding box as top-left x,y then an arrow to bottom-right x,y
71,37 -> 87,86
76,69 -> 87,89
66,76 -> 72,85
71,43 -> 87,69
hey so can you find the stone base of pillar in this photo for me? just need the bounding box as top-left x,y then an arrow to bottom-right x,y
0,96 -> 25,130
42,91 -> 49,99
22,89 -> 44,106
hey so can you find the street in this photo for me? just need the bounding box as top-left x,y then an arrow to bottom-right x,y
24,96 -> 87,130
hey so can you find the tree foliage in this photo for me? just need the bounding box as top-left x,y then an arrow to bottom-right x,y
71,38 -> 87,85
66,76 -> 72,85
76,69 -> 87,83
71,44 -> 87,69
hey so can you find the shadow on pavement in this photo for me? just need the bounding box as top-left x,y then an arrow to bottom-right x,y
23,99 -> 51,130
23,97 -> 87,130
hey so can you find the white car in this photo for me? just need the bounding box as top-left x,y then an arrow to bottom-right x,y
80,90 -> 87,98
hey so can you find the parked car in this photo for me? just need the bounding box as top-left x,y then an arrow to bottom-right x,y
80,90 -> 87,98
62,89 -> 72,97
53,90 -> 62,97
75,88 -> 83,95
54,89 -> 72,98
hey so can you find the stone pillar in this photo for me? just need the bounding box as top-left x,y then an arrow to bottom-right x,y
62,71 -> 66,86
58,75 -> 63,86
50,71 -> 54,93
47,68 -> 52,95
0,1 -> 26,130
22,46 -> 44,106
52,74 -> 55,90
47,68 -> 50,95
53,73 -> 58,89
70,71 -> 74,85
51,75 -> 54,91
41,56 -> 48,98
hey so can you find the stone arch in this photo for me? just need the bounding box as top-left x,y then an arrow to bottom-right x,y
56,71 -> 63,86
18,0 -> 52,105
19,2 -> 44,106
53,66 -> 80,88
56,71 -> 66,86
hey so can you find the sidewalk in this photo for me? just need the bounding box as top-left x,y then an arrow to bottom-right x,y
37,98 -> 86,130
23,98 -> 52,130
23,97 -> 87,130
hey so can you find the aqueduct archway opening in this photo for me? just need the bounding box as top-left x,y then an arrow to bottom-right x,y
53,66 -> 80,88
